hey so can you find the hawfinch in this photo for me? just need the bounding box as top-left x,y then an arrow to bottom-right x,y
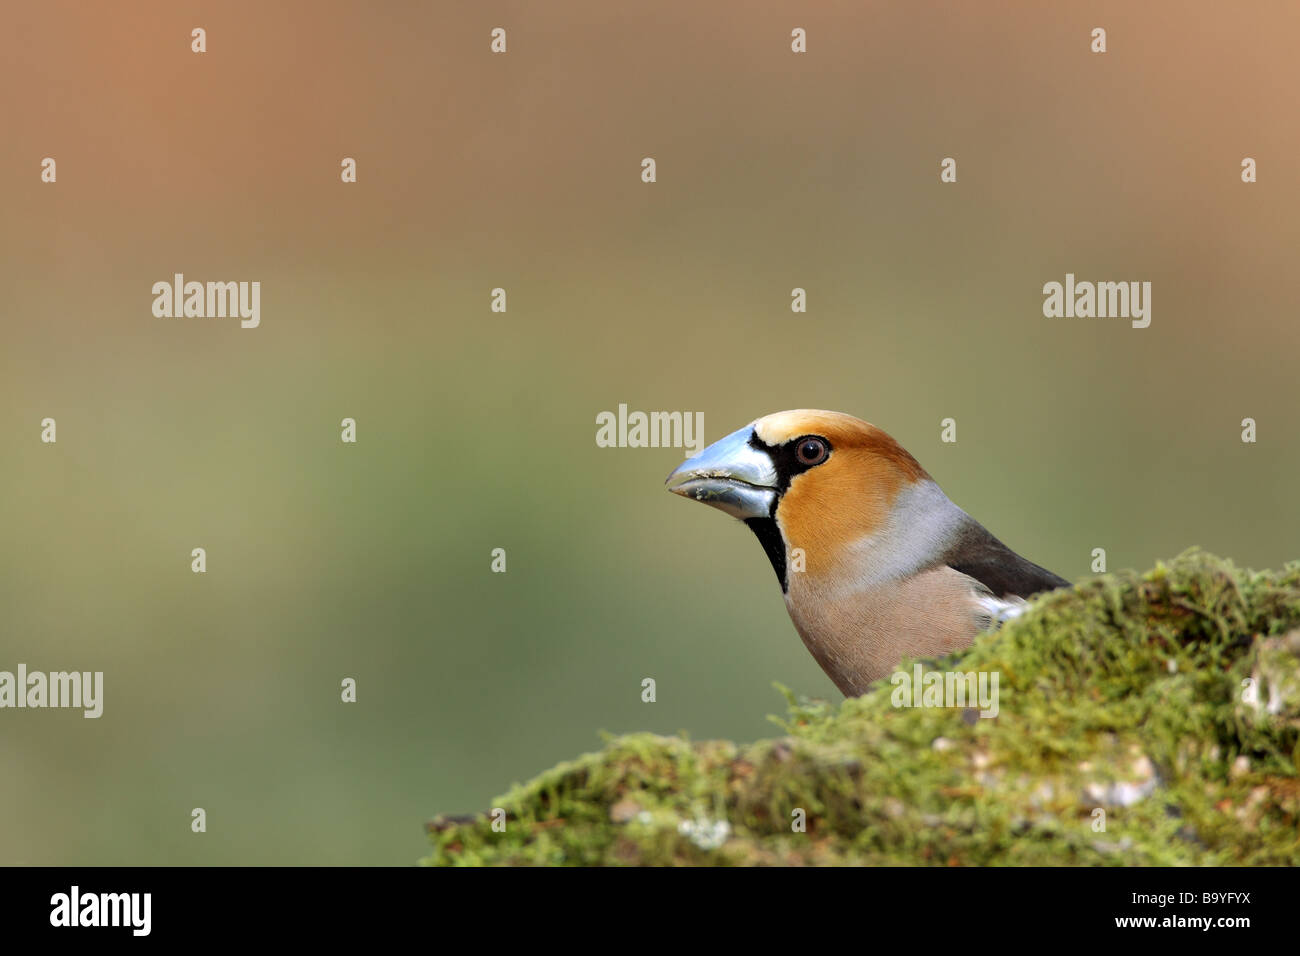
665,410 -> 1068,696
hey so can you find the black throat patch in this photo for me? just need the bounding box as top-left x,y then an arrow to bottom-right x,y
744,517 -> 788,592
739,432 -> 832,594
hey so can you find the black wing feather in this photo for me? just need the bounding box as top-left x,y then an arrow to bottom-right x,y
941,520 -> 1069,599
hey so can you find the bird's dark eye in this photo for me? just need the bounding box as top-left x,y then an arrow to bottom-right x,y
795,437 -> 829,466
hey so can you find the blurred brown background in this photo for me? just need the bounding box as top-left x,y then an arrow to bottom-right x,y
2,1 -> 1297,863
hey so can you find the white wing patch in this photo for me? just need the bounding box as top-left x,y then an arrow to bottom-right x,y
975,592 -> 1027,629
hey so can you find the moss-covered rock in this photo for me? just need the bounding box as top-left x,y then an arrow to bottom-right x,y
421,551 -> 1300,865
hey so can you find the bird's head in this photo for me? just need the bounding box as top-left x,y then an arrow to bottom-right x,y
666,410 -> 934,590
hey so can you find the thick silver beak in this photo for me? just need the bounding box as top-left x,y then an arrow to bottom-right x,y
665,425 -> 777,520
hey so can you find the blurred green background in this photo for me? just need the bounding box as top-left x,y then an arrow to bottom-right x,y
2,1 -> 1298,864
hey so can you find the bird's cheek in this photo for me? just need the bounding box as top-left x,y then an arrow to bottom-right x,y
774,517 -> 819,579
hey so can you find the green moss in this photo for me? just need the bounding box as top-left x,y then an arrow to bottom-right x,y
421,550 -> 1300,865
